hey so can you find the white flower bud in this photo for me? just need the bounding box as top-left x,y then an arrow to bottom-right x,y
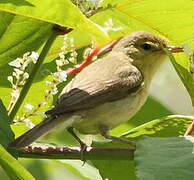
45,80 -> 52,86
69,57 -> 77,64
41,101 -> 48,106
61,45 -> 67,52
51,86 -> 58,95
7,76 -> 13,83
38,112 -> 47,118
71,51 -> 77,57
29,51 -> 39,63
56,59 -> 63,66
14,68 -> 23,75
54,70 -> 67,83
23,72 -> 29,80
9,59 -> 21,68
24,103 -> 34,110
59,52 -> 65,59
24,118 -> 35,129
11,89 -> 20,99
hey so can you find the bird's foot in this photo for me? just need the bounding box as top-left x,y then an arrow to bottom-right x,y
67,127 -> 88,162
100,125 -> 136,146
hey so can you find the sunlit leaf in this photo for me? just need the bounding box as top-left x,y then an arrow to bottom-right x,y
0,0 -> 108,42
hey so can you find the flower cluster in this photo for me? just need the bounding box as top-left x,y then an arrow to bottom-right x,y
7,51 -> 39,112
103,18 -> 123,33
13,36 -> 78,127
46,35 -> 77,96
59,35 -> 78,66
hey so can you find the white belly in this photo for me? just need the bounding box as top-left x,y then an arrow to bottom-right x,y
72,87 -> 148,134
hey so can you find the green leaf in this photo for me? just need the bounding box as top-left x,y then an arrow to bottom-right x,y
0,99 -> 14,147
0,11 -> 52,67
0,0 -> 109,42
58,160 -> 103,180
165,49 -> 194,106
95,0 -> 194,43
0,144 -> 35,180
92,141 -> 136,180
124,115 -> 193,138
135,136 -> 194,180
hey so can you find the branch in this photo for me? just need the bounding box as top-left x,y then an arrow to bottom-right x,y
18,145 -> 135,160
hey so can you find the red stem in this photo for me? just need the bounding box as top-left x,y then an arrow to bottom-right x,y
65,38 -> 120,75
65,46 -> 101,75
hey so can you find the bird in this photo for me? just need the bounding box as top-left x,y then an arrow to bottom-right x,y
9,31 -> 182,149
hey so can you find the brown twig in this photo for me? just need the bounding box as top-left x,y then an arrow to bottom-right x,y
17,145 -> 135,160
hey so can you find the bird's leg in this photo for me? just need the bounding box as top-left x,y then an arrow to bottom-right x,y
100,125 -> 136,146
67,127 -> 87,152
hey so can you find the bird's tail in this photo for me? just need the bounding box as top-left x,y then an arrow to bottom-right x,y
8,114 -> 73,149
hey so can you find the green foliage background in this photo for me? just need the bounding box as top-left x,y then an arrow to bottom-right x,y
0,0 -> 193,179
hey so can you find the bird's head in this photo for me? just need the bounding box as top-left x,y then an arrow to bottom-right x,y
112,31 -> 182,81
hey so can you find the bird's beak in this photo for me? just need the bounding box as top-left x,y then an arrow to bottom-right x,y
167,45 -> 183,53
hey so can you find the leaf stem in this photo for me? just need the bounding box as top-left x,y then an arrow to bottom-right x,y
8,31 -> 58,122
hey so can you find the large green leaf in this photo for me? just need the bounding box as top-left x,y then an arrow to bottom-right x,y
0,144 -> 35,180
0,11 -> 52,67
0,0 -> 108,42
0,0 -> 86,28
97,0 -> 194,43
136,136 -> 194,180
92,114 -> 193,180
126,115 -> 193,179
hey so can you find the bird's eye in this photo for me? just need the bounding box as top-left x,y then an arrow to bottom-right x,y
141,43 -> 152,51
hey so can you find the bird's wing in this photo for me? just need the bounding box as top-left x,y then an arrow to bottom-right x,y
47,65 -> 143,115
